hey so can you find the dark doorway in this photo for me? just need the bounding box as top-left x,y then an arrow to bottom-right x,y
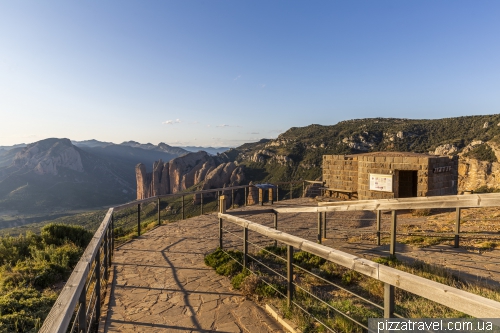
398,170 -> 418,198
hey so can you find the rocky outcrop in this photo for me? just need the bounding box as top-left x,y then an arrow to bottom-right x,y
168,151 -> 212,193
431,144 -> 458,156
136,163 -> 151,199
13,138 -> 84,176
458,141 -> 500,191
136,152 -> 246,200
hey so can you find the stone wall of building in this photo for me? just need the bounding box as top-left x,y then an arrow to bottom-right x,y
427,156 -> 459,196
322,155 -> 358,192
356,154 -> 428,200
323,153 -> 458,200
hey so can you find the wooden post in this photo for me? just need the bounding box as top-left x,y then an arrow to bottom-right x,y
219,196 -> 226,249
287,245 -> 294,307
276,185 -> 279,202
103,230 -> 108,279
78,281 -> 87,332
95,248 -> 101,325
157,197 -> 161,226
317,212 -> 322,244
107,226 -> 111,268
220,195 -> 226,213
323,211 -> 327,239
384,283 -> 395,318
269,188 -> 274,205
302,181 -> 305,197
243,227 -> 248,269
137,204 -> 141,236
200,193 -> 203,215
376,210 -> 381,246
390,210 -> 397,258
259,188 -> 263,206
273,212 -> 278,247
244,186 -> 247,206
455,207 -> 461,248
111,214 -> 114,255
231,189 -> 235,209
182,195 -> 185,220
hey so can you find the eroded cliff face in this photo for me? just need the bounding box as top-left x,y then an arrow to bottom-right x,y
456,141 -> 500,192
13,138 -> 84,175
136,151 -> 245,199
458,158 -> 499,191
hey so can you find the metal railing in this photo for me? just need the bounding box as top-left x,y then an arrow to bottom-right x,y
39,180 -> 316,333
218,193 -> 500,332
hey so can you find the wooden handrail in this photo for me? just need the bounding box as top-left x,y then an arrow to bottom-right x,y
114,180 -> 317,211
218,212 -> 500,318
39,179 -> 315,332
39,208 -> 114,333
272,192 -> 500,213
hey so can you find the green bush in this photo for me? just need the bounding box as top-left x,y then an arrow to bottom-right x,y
255,281 -> 285,298
464,144 -> 498,163
0,287 -> 57,333
474,186 -> 500,193
0,223 -> 92,332
293,251 -> 326,270
341,270 -> 361,285
0,233 -> 40,265
204,248 -> 243,277
41,223 -> 92,248
231,270 -> 250,289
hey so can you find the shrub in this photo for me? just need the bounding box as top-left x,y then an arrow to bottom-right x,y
0,287 -> 57,333
240,274 -> 260,296
204,248 -> 243,277
474,186 -> 500,193
464,144 -> 498,163
0,233 -> 40,265
293,251 -> 325,270
41,223 -> 93,248
231,270 -> 250,289
411,209 -> 431,216
341,270 -> 361,285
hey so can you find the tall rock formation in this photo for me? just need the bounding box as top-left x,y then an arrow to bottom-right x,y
136,151 -> 246,200
136,163 -> 151,200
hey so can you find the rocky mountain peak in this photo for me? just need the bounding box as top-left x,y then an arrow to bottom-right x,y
13,138 -> 84,175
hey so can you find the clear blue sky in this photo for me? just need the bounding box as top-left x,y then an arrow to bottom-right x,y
1,1 -> 499,147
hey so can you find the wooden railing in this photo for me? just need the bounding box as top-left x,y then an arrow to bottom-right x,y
218,193 -> 500,331
40,209 -> 114,333
39,180 -> 314,333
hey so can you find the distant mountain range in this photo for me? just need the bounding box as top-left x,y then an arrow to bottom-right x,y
181,146 -> 230,155
0,139 -> 231,216
4,115 -> 500,218
0,139 -> 182,214
0,140 -> 230,156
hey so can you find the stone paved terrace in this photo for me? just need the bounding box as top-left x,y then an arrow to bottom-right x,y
101,213 -> 286,333
101,198 -> 500,332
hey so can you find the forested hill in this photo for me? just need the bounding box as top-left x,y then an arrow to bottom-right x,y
221,115 -> 500,182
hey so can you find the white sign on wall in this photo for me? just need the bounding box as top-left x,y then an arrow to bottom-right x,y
369,173 -> 393,192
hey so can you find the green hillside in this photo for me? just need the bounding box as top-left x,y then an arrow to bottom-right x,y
223,115 -> 500,182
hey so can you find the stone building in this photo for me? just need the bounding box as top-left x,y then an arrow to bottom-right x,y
322,152 -> 458,200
